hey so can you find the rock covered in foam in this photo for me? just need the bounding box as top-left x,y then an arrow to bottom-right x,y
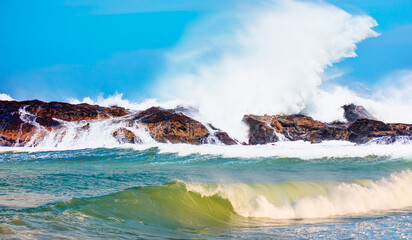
112,128 -> 142,144
1,99 -> 410,147
0,100 -> 130,146
0,100 -> 238,146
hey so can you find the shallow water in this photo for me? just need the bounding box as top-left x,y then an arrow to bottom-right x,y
1,144 -> 412,239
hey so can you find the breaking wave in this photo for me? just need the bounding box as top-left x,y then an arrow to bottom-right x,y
33,170 -> 412,226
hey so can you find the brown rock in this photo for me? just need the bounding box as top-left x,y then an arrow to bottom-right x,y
243,114 -> 348,144
0,100 -> 130,146
112,128 -> 142,144
214,131 -> 238,145
242,115 -> 278,145
133,107 -> 210,144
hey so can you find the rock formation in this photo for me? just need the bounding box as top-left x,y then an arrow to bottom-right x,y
0,100 -> 410,147
0,100 -> 130,146
243,104 -> 411,145
347,119 -> 412,144
342,104 -> 376,122
132,107 -> 210,144
0,100 -> 236,146
243,114 -> 348,144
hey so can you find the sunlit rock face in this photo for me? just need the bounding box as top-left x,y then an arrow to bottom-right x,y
0,100 -> 236,146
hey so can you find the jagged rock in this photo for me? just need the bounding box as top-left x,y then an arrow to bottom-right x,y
243,115 -> 278,144
112,128 -> 142,144
133,107 -> 210,144
214,131 -> 238,145
243,114 -> 348,144
244,113 -> 412,145
343,104 -> 376,122
0,100 -> 130,146
4,99 -> 409,147
0,100 -> 237,146
347,119 -> 412,144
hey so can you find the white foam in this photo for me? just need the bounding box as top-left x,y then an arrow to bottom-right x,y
152,141 -> 412,160
156,0 -> 378,141
68,93 -> 184,111
185,170 -> 412,219
0,93 -> 14,101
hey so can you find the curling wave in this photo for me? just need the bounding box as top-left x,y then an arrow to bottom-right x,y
41,170 -> 412,227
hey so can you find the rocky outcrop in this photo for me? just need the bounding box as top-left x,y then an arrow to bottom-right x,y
243,114 -> 348,144
347,119 -> 412,144
0,100 -> 130,146
0,100 -> 129,123
132,107 -> 210,144
214,131 -> 238,145
0,100 -> 237,146
343,104 -> 376,122
243,104 -> 412,145
1,100 -> 410,147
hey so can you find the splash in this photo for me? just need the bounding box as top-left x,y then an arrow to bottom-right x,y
156,0 -> 378,141
185,170 -> 412,219
16,171 -> 412,224
0,93 -> 14,101
68,93 -> 182,111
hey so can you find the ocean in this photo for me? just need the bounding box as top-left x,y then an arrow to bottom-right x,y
1,142 -> 412,239
1,0 -> 412,238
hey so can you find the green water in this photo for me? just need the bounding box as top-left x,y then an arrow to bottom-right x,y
1,146 -> 412,239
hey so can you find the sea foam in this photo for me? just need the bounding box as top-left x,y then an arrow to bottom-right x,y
185,170 -> 412,219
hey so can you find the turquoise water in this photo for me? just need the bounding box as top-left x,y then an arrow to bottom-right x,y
1,145 -> 412,239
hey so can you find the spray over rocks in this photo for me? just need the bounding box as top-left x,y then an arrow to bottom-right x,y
0,100 -> 236,147
0,100 -> 411,147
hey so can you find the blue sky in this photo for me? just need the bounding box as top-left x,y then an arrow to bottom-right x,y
0,0 -> 411,101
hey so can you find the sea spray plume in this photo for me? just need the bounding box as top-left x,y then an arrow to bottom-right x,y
0,93 -> 14,101
156,0 -> 378,142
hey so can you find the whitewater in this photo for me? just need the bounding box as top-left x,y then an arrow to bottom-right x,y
1,0 -> 412,239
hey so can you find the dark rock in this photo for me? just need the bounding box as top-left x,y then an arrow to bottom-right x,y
343,104 -> 376,122
347,119 -> 412,144
214,131 -> 238,145
243,114 -> 348,144
243,115 -> 278,145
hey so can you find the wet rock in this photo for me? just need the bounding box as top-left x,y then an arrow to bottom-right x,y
214,131 -> 238,145
342,104 -> 376,122
0,100 -> 237,146
112,128 -> 142,144
243,114 -> 348,144
133,107 -> 210,145
0,100 -> 130,146
243,115 -> 278,145
347,119 -> 412,144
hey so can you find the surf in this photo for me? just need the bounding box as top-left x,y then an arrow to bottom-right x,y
23,170 -> 412,228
